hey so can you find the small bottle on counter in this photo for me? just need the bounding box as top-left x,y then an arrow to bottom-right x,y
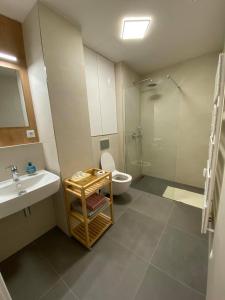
26,162 -> 37,175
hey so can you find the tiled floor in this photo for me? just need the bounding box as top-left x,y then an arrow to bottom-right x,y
132,175 -> 204,197
0,187 -> 208,300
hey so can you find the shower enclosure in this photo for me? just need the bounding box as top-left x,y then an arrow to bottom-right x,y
124,75 -> 183,196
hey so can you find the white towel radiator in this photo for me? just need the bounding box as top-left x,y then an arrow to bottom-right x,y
202,53 -> 225,235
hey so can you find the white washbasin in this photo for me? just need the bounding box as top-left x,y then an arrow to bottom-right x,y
0,170 -> 60,219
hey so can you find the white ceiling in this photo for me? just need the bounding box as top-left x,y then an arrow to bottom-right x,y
0,0 -> 36,23
0,0 -> 225,74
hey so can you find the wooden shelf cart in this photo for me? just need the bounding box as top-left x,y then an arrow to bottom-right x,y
63,168 -> 114,249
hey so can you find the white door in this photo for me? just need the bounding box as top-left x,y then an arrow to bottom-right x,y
97,55 -> 118,135
84,47 -> 118,136
84,47 -> 103,136
202,53 -> 225,234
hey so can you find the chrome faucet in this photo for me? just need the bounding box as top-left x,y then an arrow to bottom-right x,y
6,165 -> 20,182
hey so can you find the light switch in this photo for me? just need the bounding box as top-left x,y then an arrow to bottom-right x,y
26,130 -> 36,138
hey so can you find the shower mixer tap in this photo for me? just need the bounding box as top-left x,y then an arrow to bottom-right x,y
131,129 -> 143,138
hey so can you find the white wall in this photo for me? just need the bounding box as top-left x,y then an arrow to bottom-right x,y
23,3 -> 96,234
0,143 -> 56,261
23,4 -> 128,236
23,5 -> 60,175
22,5 -> 66,233
0,143 -> 44,181
141,52 -> 218,188
38,3 -> 93,179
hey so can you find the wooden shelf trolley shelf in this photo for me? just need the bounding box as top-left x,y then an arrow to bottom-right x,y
63,168 -> 114,249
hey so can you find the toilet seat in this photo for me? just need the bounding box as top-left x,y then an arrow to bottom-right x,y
101,152 -> 116,172
112,170 -> 132,183
101,152 -> 132,195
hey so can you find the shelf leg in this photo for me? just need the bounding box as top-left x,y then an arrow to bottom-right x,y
109,173 -> 114,224
64,187 -> 72,235
81,189 -> 90,248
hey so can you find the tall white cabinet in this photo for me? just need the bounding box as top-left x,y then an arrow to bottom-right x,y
84,47 -> 118,136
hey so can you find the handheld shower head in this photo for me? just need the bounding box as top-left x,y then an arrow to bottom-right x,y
133,77 -> 158,87
167,74 -> 181,89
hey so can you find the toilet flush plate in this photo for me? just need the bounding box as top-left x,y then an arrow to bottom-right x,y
100,139 -> 109,150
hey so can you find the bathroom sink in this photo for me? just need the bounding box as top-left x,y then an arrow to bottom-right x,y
0,170 -> 60,219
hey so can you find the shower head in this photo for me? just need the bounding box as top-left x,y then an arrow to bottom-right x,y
134,77 -> 158,87
146,81 -> 158,87
134,74 -> 181,90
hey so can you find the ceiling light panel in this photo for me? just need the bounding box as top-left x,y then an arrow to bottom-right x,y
121,17 -> 151,40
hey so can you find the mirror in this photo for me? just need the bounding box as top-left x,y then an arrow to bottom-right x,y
0,65 -> 29,128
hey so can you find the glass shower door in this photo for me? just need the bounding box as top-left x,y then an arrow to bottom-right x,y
124,86 -> 142,180
124,77 -> 180,196
140,79 -> 180,183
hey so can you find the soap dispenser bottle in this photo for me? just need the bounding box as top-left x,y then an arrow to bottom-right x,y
26,162 -> 37,175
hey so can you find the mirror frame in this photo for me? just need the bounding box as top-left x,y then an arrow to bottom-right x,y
0,60 -> 39,146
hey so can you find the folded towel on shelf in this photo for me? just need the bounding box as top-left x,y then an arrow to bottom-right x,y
86,193 -> 107,211
71,197 -> 108,218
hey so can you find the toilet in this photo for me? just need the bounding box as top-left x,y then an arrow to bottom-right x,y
101,152 -> 132,195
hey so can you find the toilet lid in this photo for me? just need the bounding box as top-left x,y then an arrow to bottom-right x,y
101,152 -> 115,172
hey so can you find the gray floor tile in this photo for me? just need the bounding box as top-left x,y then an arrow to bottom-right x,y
104,199 -> 127,222
168,202 -> 208,239
63,236 -> 148,300
132,176 -> 167,196
105,187 -> 142,221
117,187 -> 143,202
104,204 -> 125,223
107,209 -> 165,261
132,176 -> 204,197
152,226 -> 208,294
40,280 -> 78,300
130,192 -> 174,223
0,244 -> 59,300
135,265 -> 205,300
34,227 -> 89,276
0,188 -> 208,300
